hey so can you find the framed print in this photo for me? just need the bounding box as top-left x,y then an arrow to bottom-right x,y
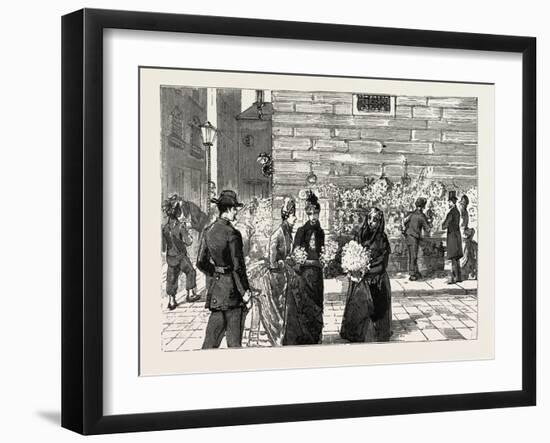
61,8 -> 536,435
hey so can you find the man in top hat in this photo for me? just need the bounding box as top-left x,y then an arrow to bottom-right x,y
402,196 -> 432,281
442,191 -> 464,284
196,190 -> 252,348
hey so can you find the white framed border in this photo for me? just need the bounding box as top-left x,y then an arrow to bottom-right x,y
139,67 -> 493,375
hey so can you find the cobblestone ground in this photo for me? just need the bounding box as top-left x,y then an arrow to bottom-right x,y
161,276 -> 478,351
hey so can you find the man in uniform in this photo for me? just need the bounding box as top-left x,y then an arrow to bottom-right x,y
196,190 -> 252,348
442,190 -> 464,284
402,197 -> 432,281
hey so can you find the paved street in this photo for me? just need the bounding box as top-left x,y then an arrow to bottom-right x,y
161,276 -> 478,351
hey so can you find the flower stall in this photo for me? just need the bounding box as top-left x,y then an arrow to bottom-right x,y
310,175 -> 477,277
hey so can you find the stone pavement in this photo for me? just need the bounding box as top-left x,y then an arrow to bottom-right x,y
161,276 -> 478,351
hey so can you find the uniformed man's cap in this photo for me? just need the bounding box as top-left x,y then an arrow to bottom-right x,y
211,190 -> 244,207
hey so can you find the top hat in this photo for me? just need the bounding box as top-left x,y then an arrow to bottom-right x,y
211,189 -> 244,207
448,190 -> 458,202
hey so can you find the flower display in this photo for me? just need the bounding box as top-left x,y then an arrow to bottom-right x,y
320,239 -> 339,268
329,176 -> 478,239
291,246 -> 308,265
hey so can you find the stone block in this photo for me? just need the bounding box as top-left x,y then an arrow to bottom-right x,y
272,102 -> 295,112
428,97 -> 477,108
411,129 -> 441,141
273,161 -> 311,174
272,137 -> 311,150
333,103 -> 353,114
387,119 -> 428,129
271,91 -> 313,102
443,108 -> 477,120
272,150 -> 293,161
361,128 -> 411,141
395,105 -> 413,118
334,128 -> 361,140
294,127 -> 331,138
295,103 -> 334,113
272,126 -> 294,136
313,139 -> 348,152
382,142 -> 433,154
313,92 -> 353,103
432,142 -> 477,156
396,96 -> 428,106
413,106 -> 442,119
427,119 -> 478,131
347,140 -> 383,153
442,131 -> 478,143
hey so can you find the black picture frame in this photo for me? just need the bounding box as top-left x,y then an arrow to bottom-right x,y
61,8 -> 536,435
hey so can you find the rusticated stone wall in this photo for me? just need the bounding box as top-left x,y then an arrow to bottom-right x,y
271,90 -> 477,194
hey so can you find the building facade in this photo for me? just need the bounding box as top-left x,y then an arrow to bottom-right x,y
160,87 -> 208,211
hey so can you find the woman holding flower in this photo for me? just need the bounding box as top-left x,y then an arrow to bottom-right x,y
283,191 -> 325,345
253,197 -> 298,345
340,207 -> 392,342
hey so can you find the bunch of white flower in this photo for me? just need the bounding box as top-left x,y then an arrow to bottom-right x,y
291,246 -> 308,265
320,239 -> 339,268
341,240 -> 371,282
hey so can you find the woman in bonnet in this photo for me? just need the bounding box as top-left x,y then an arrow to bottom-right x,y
253,197 -> 298,345
283,191 -> 326,345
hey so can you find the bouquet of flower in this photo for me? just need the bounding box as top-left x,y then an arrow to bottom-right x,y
320,239 -> 339,268
291,246 -> 308,265
341,240 -> 371,282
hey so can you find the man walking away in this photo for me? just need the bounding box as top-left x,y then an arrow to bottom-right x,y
402,197 -> 431,281
197,190 -> 252,349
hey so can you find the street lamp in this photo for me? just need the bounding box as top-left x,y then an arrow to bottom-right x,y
199,121 -> 217,207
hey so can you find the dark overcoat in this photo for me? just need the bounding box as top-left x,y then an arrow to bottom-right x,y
196,218 -> 250,310
442,206 -> 464,259
403,209 -> 430,240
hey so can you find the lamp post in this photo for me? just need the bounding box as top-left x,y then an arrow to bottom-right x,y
199,121 -> 217,207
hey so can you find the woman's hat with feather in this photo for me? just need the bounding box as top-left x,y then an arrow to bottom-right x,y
281,196 -> 296,220
304,190 -> 321,214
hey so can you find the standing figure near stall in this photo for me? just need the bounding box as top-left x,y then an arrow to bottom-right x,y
162,195 -> 199,310
283,191 -> 325,345
196,190 -> 252,348
340,207 -> 392,342
459,194 -> 477,280
402,197 -> 432,281
458,194 -> 470,234
442,191 -> 463,284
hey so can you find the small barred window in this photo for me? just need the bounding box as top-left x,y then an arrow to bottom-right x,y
352,94 -> 395,116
